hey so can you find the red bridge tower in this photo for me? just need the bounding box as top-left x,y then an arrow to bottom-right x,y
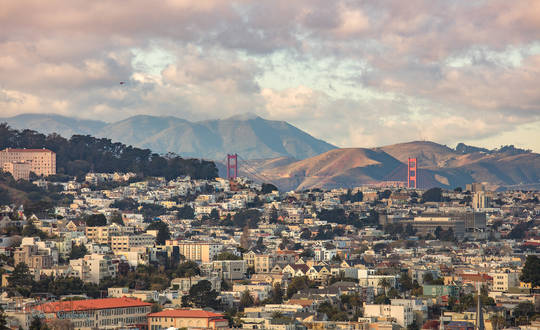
227,154 -> 238,179
408,158 -> 417,188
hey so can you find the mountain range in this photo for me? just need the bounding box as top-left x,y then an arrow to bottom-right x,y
2,113 -> 539,190
1,113 -> 335,160
243,141 -> 540,190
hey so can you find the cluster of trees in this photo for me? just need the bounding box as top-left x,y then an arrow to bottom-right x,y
0,123 -> 218,180
317,209 -> 377,229
181,280 -> 219,309
221,209 -> 261,228
507,220 -> 534,239
384,223 -> 416,238
340,189 -> 363,203
434,226 -> 455,241
7,263 -> 101,298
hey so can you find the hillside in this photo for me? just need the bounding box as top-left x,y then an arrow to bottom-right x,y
246,142 -> 540,190
0,123 -> 218,180
1,113 -> 336,160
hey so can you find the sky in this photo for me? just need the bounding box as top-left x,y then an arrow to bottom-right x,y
1,0 -> 539,151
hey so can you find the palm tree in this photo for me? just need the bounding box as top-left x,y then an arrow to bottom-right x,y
379,278 -> 391,295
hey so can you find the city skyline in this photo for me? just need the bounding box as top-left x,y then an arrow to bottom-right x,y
1,1 -> 539,151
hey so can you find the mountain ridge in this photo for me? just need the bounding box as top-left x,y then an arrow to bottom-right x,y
1,113 -> 336,160
245,143 -> 540,190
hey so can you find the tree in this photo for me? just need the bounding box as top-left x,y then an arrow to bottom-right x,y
177,205 -> 195,219
109,212 -> 124,226
286,276 -> 312,298
300,228 -> 311,240
209,209 -> 220,220
399,272 -> 413,292
175,261 -> 201,278
239,289 -> 255,309
434,226 -> 443,240
214,252 -> 241,261
181,280 -> 219,309
240,226 -> 250,250
268,207 -> 279,224
110,198 -> 138,211
8,263 -> 32,288
84,214 -> 107,226
69,243 -> 87,260
422,187 -> 443,202
21,222 -> 48,239
271,283 -> 284,304
379,278 -> 391,294
440,228 -> 455,241
0,311 -> 9,330
520,255 -> 540,288
146,221 -> 170,245
513,302 -> 535,325
261,183 -> 278,194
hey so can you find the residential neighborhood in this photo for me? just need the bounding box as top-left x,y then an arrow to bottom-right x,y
0,167 -> 538,330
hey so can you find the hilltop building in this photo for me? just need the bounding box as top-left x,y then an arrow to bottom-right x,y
0,148 -> 56,180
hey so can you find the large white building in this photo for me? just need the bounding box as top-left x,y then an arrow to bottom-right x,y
0,148 -> 56,180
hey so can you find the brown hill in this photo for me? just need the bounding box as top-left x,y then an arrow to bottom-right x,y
246,142 -> 540,191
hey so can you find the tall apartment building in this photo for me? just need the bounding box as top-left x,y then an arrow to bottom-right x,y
0,148 -> 56,180
472,192 -> 490,209
165,241 -> 222,262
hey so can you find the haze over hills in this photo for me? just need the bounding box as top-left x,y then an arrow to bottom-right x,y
1,113 -> 336,160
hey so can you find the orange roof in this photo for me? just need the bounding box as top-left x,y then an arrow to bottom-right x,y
33,297 -> 151,313
3,148 -> 54,153
287,299 -> 314,307
148,309 -> 224,319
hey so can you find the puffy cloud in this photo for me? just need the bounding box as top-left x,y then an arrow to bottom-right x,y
0,0 -> 538,151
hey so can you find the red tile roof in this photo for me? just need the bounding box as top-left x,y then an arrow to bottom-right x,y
33,297 -> 151,313
3,148 -> 54,153
148,309 -> 224,319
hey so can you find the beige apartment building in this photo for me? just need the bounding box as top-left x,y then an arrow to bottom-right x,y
2,161 -> 32,180
86,224 -> 135,245
13,245 -> 53,270
69,254 -> 118,284
0,148 -> 56,180
165,241 -> 222,262
111,234 -> 155,252
244,251 -> 275,273
489,272 -> 520,292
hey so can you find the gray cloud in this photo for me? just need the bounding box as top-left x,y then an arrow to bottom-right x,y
0,0 -> 539,150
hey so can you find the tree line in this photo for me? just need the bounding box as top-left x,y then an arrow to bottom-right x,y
0,123 -> 218,180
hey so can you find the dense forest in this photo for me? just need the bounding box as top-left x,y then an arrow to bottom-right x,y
0,123 -> 218,180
